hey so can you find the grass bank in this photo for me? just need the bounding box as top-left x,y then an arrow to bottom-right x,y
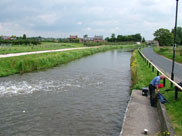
0,42 -> 83,54
154,46 -> 182,63
0,44 -> 142,77
131,50 -> 182,135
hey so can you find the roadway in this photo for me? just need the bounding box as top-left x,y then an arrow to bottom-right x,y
142,47 -> 182,82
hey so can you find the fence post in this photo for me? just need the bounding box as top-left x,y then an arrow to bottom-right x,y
163,78 -> 166,87
157,71 -> 159,76
149,63 -> 151,68
152,66 -> 154,72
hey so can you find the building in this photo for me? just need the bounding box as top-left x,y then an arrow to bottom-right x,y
94,36 -> 103,42
83,35 -> 104,42
69,35 -> 78,40
1,36 -> 11,40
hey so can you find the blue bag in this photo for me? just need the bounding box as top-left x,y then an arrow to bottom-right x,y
157,93 -> 168,104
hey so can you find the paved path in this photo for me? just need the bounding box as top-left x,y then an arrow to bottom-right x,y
0,47 -> 92,58
121,90 -> 161,136
142,47 -> 182,82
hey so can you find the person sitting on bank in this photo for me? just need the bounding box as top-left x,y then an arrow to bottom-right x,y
149,75 -> 165,107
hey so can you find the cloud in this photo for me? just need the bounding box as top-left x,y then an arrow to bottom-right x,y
0,0 -> 182,39
38,14 -> 59,25
77,22 -> 83,25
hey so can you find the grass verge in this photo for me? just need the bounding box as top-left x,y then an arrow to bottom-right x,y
0,44 -> 142,77
131,50 -> 182,135
154,46 -> 182,63
0,42 -> 84,54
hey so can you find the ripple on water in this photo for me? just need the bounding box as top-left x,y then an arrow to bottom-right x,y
0,80 -> 81,97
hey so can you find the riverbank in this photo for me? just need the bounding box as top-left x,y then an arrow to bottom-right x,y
131,49 -> 182,135
0,44 -> 141,77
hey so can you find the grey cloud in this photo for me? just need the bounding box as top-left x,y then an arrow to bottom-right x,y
0,0 -> 182,39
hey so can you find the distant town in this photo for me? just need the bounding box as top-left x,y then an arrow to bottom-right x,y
0,33 -> 144,45
0,35 -> 104,43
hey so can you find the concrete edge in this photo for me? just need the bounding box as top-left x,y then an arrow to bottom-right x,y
119,89 -> 135,136
157,101 -> 176,136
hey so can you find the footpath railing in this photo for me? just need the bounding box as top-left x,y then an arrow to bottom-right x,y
138,47 -> 182,100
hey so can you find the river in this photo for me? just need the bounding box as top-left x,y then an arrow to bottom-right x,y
0,50 -> 131,136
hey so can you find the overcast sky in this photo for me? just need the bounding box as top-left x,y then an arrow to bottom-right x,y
0,0 -> 182,40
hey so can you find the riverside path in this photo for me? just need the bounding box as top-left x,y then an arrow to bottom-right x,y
0,47 -> 92,58
142,47 -> 182,82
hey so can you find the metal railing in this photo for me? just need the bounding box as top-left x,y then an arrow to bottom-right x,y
138,48 -> 182,100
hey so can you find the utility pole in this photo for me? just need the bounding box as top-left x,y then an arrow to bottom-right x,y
171,0 -> 179,86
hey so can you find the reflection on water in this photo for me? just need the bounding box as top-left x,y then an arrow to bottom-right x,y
0,50 -> 131,136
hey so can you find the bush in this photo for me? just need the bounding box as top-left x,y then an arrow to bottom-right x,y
0,39 -> 41,46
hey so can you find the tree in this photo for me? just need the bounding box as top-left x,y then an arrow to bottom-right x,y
11,35 -> 16,39
75,38 -> 80,43
133,33 -> 142,42
83,34 -> 88,38
142,37 -> 146,42
172,26 -> 182,45
23,34 -> 26,39
111,33 -> 116,42
105,37 -> 110,41
153,28 -> 173,46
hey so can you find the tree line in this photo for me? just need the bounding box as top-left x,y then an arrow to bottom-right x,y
0,39 -> 41,45
105,33 -> 144,42
153,27 -> 182,46
0,34 -> 41,45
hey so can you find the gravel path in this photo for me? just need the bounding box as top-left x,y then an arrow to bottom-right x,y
142,48 -> 182,82
0,47 -> 91,58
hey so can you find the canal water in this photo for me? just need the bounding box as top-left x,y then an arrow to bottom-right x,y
0,50 -> 131,136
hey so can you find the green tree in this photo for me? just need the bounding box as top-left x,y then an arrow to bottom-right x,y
153,28 -> 173,46
83,34 -> 88,38
111,33 -> 116,42
23,34 -> 26,39
134,33 -> 142,42
142,37 -> 146,42
172,26 -> 182,45
105,37 -> 110,41
75,38 -> 80,43
11,35 -> 16,39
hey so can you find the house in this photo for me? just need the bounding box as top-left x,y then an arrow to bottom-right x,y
1,36 -> 11,40
94,36 -> 103,42
136,42 -> 141,45
83,35 -> 104,42
69,35 -> 83,42
83,37 -> 94,41
69,35 -> 78,40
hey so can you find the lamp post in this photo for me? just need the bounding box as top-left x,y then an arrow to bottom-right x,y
171,0 -> 179,85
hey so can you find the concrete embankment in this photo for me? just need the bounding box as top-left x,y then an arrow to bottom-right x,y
120,90 -> 161,136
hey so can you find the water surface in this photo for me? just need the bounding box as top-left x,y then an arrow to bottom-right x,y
0,50 -> 131,136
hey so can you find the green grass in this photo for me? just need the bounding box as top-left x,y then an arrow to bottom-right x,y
131,50 -> 182,135
0,42 -> 84,54
0,44 -> 141,77
131,50 -> 157,90
154,46 -> 182,63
